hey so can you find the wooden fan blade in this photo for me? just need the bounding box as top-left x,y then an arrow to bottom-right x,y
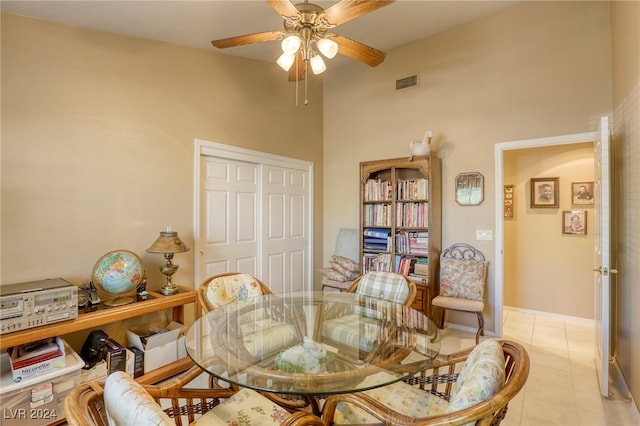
288,50 -> 307,82
211,30 -> 284,49
267,0 -> 299,18
333,34 -> 387,67
323,0 -> 394,26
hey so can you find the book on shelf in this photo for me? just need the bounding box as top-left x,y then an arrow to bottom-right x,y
363,252 -> 392,272
395,255 -> 423,276
363,228 -> 391,238
364,243 -> 389,251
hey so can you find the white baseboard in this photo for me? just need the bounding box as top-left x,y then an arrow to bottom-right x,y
504,305 -> 595,325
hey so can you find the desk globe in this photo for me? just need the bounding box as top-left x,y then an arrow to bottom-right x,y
92,250 -> 144,307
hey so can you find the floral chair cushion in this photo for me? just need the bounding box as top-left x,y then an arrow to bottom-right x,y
240,319 -> 298,358
192,388 -> 290,425
333,371 -> 449,424
204,273 -> 264,309
439,258 -> 488,301
448,339 -> 506,413
103,371 -> 173,426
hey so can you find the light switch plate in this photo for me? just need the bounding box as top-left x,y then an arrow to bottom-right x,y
476,230 -> 493,240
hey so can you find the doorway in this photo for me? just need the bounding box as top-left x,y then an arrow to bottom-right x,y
493,131 -> 596,337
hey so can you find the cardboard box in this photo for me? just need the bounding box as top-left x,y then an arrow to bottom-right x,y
8,337 -> 66,382
127,321 -> 183,374
1,340 -> 83,426
79,360 -> 108,383
104,338 -> 127,375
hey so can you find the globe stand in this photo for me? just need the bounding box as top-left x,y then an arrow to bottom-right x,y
159,253 -> 179,296
103,295 -> 136,307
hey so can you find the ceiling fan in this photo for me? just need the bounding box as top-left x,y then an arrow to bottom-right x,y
211,0 -> 395,82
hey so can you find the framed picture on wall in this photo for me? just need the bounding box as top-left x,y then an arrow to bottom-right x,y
572,181 -> 594,205
530,177 -> 559,208
563,210 -> 587,235
504,184 -> 514,218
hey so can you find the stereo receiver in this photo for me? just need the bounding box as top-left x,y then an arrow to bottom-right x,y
0,278 -> 78,334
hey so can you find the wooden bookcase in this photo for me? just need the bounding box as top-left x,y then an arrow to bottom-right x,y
359,156 -> 441,318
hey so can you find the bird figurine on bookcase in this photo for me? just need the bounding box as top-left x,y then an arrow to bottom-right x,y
409,130 -> 434,160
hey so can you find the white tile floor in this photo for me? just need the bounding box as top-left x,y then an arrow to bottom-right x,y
438,308 -> 640,426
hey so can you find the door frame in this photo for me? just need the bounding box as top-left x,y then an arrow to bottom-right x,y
493,131 -> 595,337
193,139 -> 314,289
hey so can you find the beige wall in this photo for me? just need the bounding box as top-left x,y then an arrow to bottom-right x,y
610,0 -> 640,410
504,143 -> 595,318
0,14 -> 325,299
323,1 -> 612,333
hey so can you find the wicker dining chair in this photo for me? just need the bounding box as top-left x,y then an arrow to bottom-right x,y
197,272 -> 316,414
321,339 -> 529,426
63,366 -> 324,426
319,271 -> 416,355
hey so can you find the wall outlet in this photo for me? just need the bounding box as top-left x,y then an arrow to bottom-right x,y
476,230 -> 493,241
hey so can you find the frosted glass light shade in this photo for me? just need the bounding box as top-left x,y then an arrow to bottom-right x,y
309,54 -> 326,74
277,53 -> 296,71
281,35 -> 301,55
317,38 -> 338,59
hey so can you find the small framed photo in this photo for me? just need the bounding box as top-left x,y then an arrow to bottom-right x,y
572,181 -> 594,205
530,177 -> 559,208
563,210 -> 587,235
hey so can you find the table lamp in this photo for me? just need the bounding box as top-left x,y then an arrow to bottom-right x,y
146,227 -> 190,295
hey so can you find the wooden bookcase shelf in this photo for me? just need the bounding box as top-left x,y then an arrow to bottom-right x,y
0,286 -> 198,350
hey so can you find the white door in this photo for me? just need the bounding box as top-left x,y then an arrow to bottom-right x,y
262,166 -> 309,294
594,115 -> 613,397
200,156 -> 260,277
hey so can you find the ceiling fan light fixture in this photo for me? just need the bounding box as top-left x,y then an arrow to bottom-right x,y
281,35 -> 301,55
317,38 -> 338,59
309,54 -> 326,75
276,52 -> 296,71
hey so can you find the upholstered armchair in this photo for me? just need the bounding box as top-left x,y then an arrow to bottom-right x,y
64,367 -> 324,426
321,339 -> 529,425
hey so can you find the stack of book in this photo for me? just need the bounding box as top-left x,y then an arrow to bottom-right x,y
408,231 -> 429,255
409,257 -> 429,280
363,228 -> 391,251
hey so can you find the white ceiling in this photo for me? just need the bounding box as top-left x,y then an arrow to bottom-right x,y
1,1 -> 520,68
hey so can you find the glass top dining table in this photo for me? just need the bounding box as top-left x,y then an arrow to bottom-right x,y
186,291 -> 441,397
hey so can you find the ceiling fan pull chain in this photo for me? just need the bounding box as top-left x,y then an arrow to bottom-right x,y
304,71 -> 309,106
295,54 -> 299,106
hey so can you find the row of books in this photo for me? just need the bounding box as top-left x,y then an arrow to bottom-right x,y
363,178 -> 429,202
395,255 -> 429,278
396,231 -> 429,255
396,202 -> 428,227
362,252 -> 392,272
363,204 -> 392,227
363,179 -> 392,201
397,178 -> 429,201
